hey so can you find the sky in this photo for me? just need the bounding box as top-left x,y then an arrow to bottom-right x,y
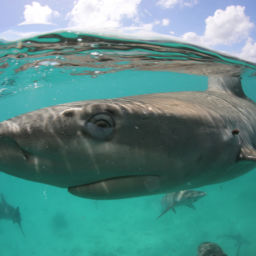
0,0 -> 256,62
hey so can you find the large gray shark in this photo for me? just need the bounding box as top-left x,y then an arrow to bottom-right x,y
0,75 -> 256,199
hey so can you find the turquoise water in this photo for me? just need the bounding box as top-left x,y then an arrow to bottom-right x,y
0,32 -> 256,255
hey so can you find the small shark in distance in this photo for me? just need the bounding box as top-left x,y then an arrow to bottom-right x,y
157,190 -> 206,218
0,194 -> 25,236
221,233 -> 249,256
197,242 -> 227,256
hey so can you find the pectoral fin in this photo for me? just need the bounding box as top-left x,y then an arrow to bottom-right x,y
239,146 -> 256,162
186,203 -> 196,210
171,207 -> 176,214
68,175 -> 160,200
157,206 -> 176,219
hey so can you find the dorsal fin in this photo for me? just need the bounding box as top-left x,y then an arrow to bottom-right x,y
208,75 -> 246,98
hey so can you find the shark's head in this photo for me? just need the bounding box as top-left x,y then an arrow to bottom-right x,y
185,190 -> 206,202
0,98 -> 184,199
174,190 -> 206,206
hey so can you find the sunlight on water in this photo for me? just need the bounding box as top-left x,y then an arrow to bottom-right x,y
0,31 -> 256,255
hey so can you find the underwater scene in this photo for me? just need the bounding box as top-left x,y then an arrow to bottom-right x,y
0,32 -> 256,256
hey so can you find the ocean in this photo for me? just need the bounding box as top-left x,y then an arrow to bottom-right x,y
0,32 -> 256,255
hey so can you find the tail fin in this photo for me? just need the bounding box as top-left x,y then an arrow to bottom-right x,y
157,206 -> 176,219
15,207 -> 25,237
17,222 -> 25,237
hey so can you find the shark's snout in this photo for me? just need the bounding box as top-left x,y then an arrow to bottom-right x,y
197,191 -> 206,198
0,121 -> 29,160
0,120 -> 34,182
0,120 -> 21,135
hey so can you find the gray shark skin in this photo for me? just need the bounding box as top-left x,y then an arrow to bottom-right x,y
158,190 -> 206,218
198,242 -> 227,256
0,75 -> 256,199
0,194 -> 24,236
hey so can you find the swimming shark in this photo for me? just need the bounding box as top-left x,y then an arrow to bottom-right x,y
0,75 -> 256,199
0,194 -> 24,236
198,242 -> 227,256
221,233 -> 249,256
157,190 -> 206,218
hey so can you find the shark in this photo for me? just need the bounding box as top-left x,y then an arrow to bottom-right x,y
221,233 -> 249,256
0,75 -> 256,199
198,242 -> 227,256
157,190 -> 206,218
0,194 -> 24,236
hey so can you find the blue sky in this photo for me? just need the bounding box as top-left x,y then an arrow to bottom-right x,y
1,0 -> 256,62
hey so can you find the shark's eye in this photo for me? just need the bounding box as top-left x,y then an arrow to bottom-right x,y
94,119 -> 111,128
84,113 -> 115,140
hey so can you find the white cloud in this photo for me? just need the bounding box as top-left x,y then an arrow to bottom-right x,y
204,5 -> 254,45
162,18 -> 170,26
153,19 -> 170,26
183,0 -> 198,7
182,31 -> 201,44
156,0 -> 198,9
125,23 -> 156,34
0,30 -> 39,41
19,1 -> 59,25
67,0 -> 141,30
182,5 -> 254,47
239,38 -> 256,62
157,0 -> 178,8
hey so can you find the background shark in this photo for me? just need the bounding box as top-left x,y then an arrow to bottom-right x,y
157,190 -> 206,218
0,194 -> 24,236
197,242 -> 227,256
0,75 -> 256,199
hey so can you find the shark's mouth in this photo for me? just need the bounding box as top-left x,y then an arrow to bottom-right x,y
0,136 -> 30,161
68,175 -> 161,199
